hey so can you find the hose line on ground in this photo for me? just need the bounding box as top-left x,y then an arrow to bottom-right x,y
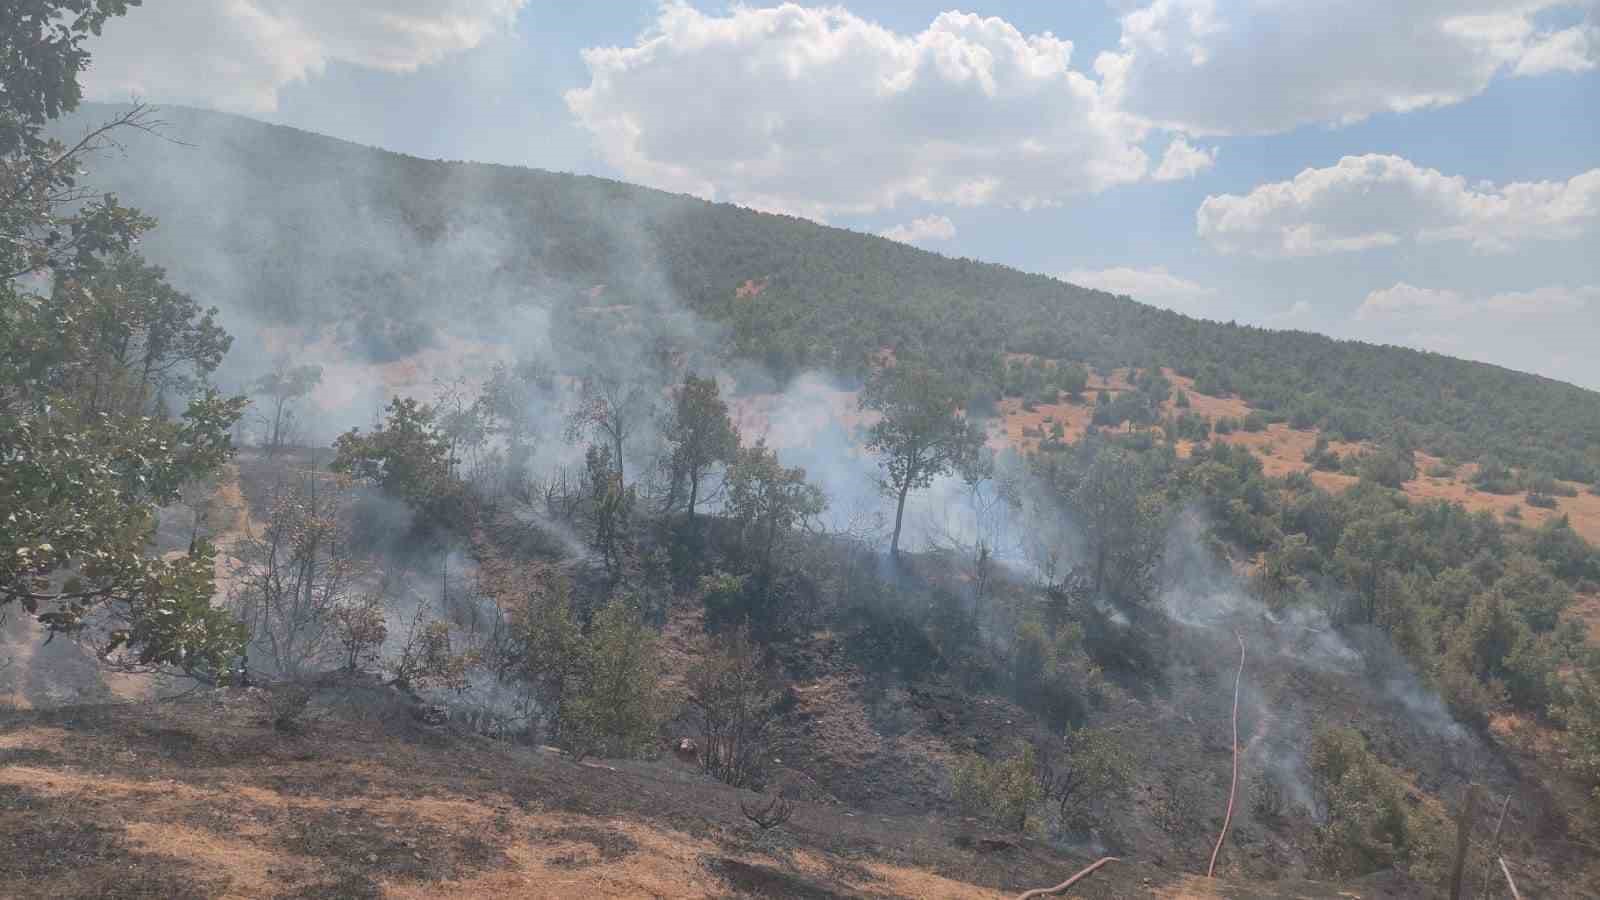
1015,856 -> 1121,899
1207,632 -> 1245,879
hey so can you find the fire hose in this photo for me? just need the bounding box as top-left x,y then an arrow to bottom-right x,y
1207,632 -> 1246,879
1015,856 -> 1121,899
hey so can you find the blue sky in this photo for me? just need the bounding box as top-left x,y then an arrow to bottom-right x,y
81,1 -> 1600,388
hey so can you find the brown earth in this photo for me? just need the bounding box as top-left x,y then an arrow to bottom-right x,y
0,694 -> 1394,899
986,363 -> 1600,546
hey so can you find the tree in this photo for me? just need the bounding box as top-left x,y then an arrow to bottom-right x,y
953,742 -> 1043,832
254,360 -> 322,454
860,363 -> 987,559
584,443 -> 635,577
665,372 -> 738,527
35,251 -> 231,418
1,4 -> 247,673
1059,363 -> 1089,401
332,396 -> 453,506
330,593 -> 387,673
498,567 -> 583,739
1558,665 -> 1600,830
228,474 -> 362,680
478,358 -> 553,483
560,596 -> 661,760
686,628 -> 779,788
726,439 -> 827,576
1039,444 -> 1163,607
1034,727 -> 1133,828
565,366 -> 655,487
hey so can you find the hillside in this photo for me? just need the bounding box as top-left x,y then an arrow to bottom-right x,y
58,103 -> 1600,484
1,692 -> 1423,900
10,90 -> 1600,900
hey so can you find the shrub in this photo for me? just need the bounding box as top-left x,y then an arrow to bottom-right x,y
1241,412 -> 1267,432
387,614 -> 473,694
953,742 -> 1042,832
1309,727 -> 1447,881
330,593 -> 388,673
740,792 -> 795,831
560,596 -> 662,761
252,682 -> 318,733
1034,727 -> 1133,831
1473,458 -> 1518,495
687,629 -> 779,788
1358,447 -> 1417,489
1557,668 -> 1600,835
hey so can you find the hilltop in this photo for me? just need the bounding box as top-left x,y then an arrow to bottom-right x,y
57,103 -> 1600,485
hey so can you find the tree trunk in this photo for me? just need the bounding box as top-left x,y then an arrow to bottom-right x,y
890,481 -> 911,560
764,515 -> 779,575
1094,544 -> 1106,597
687,472 -> 699,526
613,430 -> 625,488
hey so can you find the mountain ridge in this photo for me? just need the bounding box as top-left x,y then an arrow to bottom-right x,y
57,101 -> 1600,485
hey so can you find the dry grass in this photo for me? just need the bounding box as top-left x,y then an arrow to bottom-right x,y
1,695 -> 1199,899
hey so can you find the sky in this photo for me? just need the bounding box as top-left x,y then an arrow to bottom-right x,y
78,1 -> 1600,390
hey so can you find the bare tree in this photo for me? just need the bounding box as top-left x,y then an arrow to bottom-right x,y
565,366 -> 656,487
687,629 -> 780,788
254,360 -> 322,455
228,472 -> 361,679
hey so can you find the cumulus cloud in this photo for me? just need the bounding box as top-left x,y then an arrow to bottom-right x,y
83,0 -> 526,112
1063,266 -> 1215,308
1097,1 -> 1598,136
1267,300 -> 1314,324
1515,24 -> 1599,75
1197,155 -> 1600,256
1356,283 -> 1466,320
1152,136 -> 1217,181
1354,282 -> 1600,386
879,215 -> 956,244
566,4 -> 1150,219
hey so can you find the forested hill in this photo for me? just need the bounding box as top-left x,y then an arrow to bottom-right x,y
63,103 -> 1600,482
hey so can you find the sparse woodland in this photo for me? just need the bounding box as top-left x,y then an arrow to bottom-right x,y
6,4 -> 1600,897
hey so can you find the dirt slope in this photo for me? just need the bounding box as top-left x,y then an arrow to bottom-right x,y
0,690 -> 1400,899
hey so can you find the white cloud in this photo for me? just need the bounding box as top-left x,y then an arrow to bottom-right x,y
1198,155 -> 1600,256
1352,282 -> 1600,386
879,215 -> 956,244
1063,266 -> 1215,308
1266,299 -> 1314,324
1152,136 -> 1217,181
1356,283 -> 1466,320
1097,1 -> 1598,136
1482,283 -> 1600,314
83,0 -> 526,113
1515,24 -> 1598,75
567,5 -> 1150,219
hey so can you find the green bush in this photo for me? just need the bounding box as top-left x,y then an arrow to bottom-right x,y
560,597 -> 662,761
953,742 -> 1042,832
1309,727 -> 1447,882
